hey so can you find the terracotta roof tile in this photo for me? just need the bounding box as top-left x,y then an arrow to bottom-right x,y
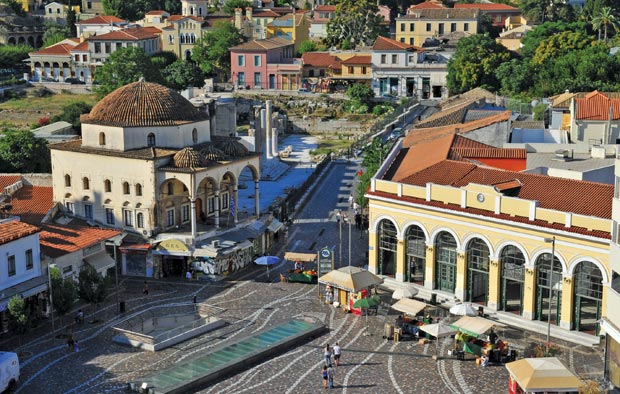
301,52 -> 341,68
91,27 -> 159,41
253,10 -> 281,17
415,101 -> 473,128
341,55 -> 371,65
0,221 -> 40,246
168,15 -> 204,22
409,1 -> 447,9
493,179 -> 522,191
231,36 -> 292,51
5,186 -> 54,226
372,36 -> 423,51
315,5 -> 336,11
39,222 -> 121,258
414,109 -> 511,131
399,160 -> 612,219
400,8 -> 479,20
76,15 -> 125,25
454,3 -> 519,11
576,90 -> 620,121
450,147 -> 526,159
71,41 -> 89,51
30,42 -> 76,56
0,175 -> 21,191
146,10 -> 167,15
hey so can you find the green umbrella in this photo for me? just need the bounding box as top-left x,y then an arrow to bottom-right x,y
353,296 -> 380,334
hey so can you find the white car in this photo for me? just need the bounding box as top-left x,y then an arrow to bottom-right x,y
0,352 -> 19,392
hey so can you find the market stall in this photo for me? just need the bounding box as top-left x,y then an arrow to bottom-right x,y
318,266 -> 383,314
505,357 -> 582,393
283,252 -> 317,283
451,316 -> 509,361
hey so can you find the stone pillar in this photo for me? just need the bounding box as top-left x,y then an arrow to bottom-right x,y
487,259 -> 501,311
272,127 -> 278,157
424,242 -> 435,289
522,266 -> 536,320
455,249 -> 467,301
368,230 -> 378,274
214,188 -> 220,228
265,101 -> 273,159
559,275 -> 574,330
233,186 -> 238,225
395,238 -> 405,282
190,198 -> 197,245
254,181 -> 260,218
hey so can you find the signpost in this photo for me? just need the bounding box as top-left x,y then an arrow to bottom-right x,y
317,247 -> 334,301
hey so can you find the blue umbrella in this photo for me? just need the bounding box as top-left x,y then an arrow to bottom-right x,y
255,256 -> 281,279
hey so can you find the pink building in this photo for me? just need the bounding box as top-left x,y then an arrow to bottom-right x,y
229,36 -> 301,91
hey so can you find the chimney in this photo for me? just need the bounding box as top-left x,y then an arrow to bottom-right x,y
246,6 -> 252,21
234,8 -> 242,28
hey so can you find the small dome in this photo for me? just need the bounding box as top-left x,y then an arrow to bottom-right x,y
218,138 -> 249,157
201,145 -> 227,161
84,80 -> 208,127
173,147 -> 205,169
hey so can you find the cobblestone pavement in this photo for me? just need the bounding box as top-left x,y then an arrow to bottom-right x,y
13,160 -> 605,394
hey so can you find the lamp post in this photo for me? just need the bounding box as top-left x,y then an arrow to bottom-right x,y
47,263 -> 55,336
348,216 -> 351,267
544,236 -> 556,344
339,217 -> 342,267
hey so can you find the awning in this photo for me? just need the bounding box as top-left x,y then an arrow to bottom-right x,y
267,219 -> 284,233
193,240 -> 253,258
391,298 -> 428,316
84,251 -> 116,274
505,357 -> 582,393
152,238 -> 191,256
0,275 -> 48,312
318,266 -> 383,293
284,252 -> 316,262
249,221 -> 267,233
450,316 -> 506,337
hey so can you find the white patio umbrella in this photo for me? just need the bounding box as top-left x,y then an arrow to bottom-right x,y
418,323 -> 457,359
391,287 -> 418,300
449,303 -> 478,316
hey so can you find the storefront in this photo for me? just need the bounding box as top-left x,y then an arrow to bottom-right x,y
0,275 -> 49,333
120,244 -> 152,277
152,239 -> 191,278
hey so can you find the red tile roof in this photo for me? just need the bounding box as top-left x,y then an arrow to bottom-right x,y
372,36 -> 423,51
92,27 -> 160,41
454,3 -> 519,11
6,186 -> 54,226
575,90 -> 620,121
30,42 -> 76,56
341,55 -> 371,65
76,15 -> 125,25
168,15 -> 204,22
253,10 -> 281,17
314,5 -> 336,11
0,175 -> 20,191
71,41 -> 89,51
146,10 -> 167,15
409,0 -> 446,9
399,160 -> 613,219
39,222 -> 121,258
0,221 -> 40,246
301,52 -> 341,68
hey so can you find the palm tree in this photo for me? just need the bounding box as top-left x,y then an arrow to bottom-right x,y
592,7 -> 620,42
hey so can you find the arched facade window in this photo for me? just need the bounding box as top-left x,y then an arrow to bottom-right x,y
435,231 -> 457,293
405,225 -> 426,283
465,238 -> 490,304
135,183 -> 143,196
192,128 -> 198,143
64,174 -> 71,187
573,261 -> 603,334
535,253 -> 562,323
123,182 -> 130,195
147,133 -> 156,147
99,132 -> 106,145
167,182 -> 174,195
499,245 -> 525,313
180,34 -> 185,44
137,212 -> 144,228
168,35 -> 174,44
378,219 -> 397,276
104,179 -> 112,192
82,177 -> 90,190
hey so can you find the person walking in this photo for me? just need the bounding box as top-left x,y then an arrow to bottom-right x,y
336,210 -> 341,226
333,342 -> 341,367
67,334 -> 75,352
327,364 -> 335,389
323,343 -> 332,366
143,281 -> 149,296
348,194 -> 354,208
321,365 -> 328,389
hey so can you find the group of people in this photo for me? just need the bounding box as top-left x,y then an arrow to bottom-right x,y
321,343 -> 341,389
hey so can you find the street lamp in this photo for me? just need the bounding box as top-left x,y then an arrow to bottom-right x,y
348,215 -> 351,267
544,236 -> 556,344
339,216 -> 342,267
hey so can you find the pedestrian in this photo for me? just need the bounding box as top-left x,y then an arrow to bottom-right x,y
327,364 -> 335,389
348,194 -> 354,208
186,270 -> 192,281
322,365 -> 328,389
336,210 -> 341,226
323,343 -> 332,366
74,339 -> 79,353
67,335 -> 75,352
343,212 -> 348,224
353,201 -> 359,212
143,281 -> 149,296
355,213 -> 361,230
74,309 -> 84,324
333,342 -> 341,367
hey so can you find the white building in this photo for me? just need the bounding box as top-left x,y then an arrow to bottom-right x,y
75,15 -> 128,38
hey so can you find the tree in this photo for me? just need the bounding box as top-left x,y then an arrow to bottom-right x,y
0,129 -> 51,173
66,8 -> 77,38
42,23 -> 71,48
0,0 -> 26,16
151,51 -> 178,69
50,266 -> 77,328
592,6 -> 619,41
447,34 -> 511,94
162,60 -> 205,90
77,265 -> 109,323
222,0 -> 251,14
325,0 -> 384,49
298,40 -> 318,56
192,21 -> 244,81
7,295 -> 29,346
94,47 -> 163,97
496,59 -> 536,96
52,101 -> 92,130
356,137 -> 391,209
0,45 -> 33,70
520,21 -> 588,59
531,31 -> 593,65
346,83 -> 374,106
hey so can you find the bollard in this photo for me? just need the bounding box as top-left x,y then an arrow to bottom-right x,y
193,295 -> 197,304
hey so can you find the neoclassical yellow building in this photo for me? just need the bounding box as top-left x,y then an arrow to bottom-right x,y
366,129 -> 611,335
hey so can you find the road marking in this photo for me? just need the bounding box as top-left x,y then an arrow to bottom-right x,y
387,341 -> 405,394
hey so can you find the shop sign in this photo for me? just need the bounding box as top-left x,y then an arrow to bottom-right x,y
157,239 -> 189,252
318,247 -> 333,276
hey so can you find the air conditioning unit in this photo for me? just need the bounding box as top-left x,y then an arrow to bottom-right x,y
142,229 -> 152,237
211,240 -> 220,248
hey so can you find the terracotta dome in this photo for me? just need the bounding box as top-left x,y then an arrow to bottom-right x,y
173,147 -> 206,169
217,138 -> 249,157
84,79 -> 209,127
201,145 -> 227,161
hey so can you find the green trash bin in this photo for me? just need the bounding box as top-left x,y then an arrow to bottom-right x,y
430,294 -> 437,305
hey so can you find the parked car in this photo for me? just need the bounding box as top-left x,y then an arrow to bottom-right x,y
297,88 -> 311,93
0,352 -> 19,392
387,127 -> 404,141
65,78 -> 85,84
41,76 -> 56,82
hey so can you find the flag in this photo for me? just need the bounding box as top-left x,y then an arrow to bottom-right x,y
229,196 -> 235,216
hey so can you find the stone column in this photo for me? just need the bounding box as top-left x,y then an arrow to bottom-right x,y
424,242 -> 435,290
272,128 -> 278,157
233,186 -> 239,225
190,198 -> 197,245
214,188 -> 220,228
254,181 -> 260,218
487,258 -> 501,311
265,101 -> 273,159
455,249 -> 467,301
559,275 -> 573,330
368,230 -> 378,275
395,238 -> 405,282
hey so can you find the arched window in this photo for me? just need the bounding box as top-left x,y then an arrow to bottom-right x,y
137,212 -> 144,228
180,34 -> 185,44
135,183 -> 142,196
147,133 -> 156,147
64,174 -> 71,187
122,182 -> 130,195
104,179 -> 112,192
168,35 -> 174,44
198,7 -> 202,16
99,132 -> 106,145
167,182 -> 174,195
435,231 -> 457,293
192,128 -> 198,143
82,177 -> 90,190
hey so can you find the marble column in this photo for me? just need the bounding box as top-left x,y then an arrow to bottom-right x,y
254,181 -> 260,218
190,198 -> 197,245
265,102 -> 272,159
233,186 -> 238,225
214,188 -> 220,228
